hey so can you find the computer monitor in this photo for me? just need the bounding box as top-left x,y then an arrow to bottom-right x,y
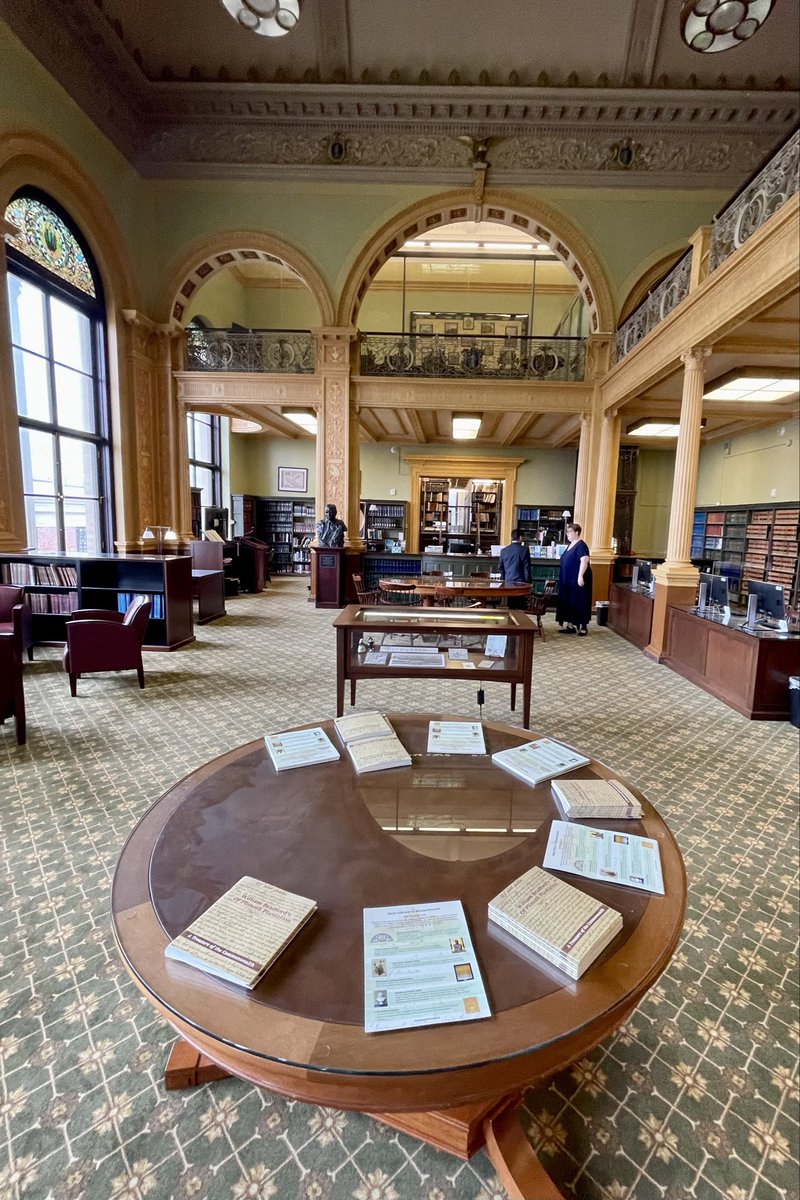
204,506 -> 229,540
448,539 -> 474,555
635,559 -> 652,585
698,572 -> 729,608
746,579 -> 785,621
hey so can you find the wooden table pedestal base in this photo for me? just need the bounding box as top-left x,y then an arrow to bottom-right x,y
164,1037 -> 565,1199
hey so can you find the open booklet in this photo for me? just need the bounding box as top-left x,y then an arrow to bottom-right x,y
165,876 -> 317,988
363,899 -> 491,1032
264,726 -> 339,771
492,737 -> 590,786
488,865 -> 623,980
334,711 -> 412,774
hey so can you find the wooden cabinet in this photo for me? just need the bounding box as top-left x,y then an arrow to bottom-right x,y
0,553 -> 194,651
608,583 -> 654,649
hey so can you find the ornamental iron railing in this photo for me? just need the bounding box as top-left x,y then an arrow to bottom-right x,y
615,251 -> 692,361
185,328 -> 316,373
358,333 -> 586,382
709,127 -> 799,273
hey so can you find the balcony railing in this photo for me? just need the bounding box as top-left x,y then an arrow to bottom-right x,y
709,127 -> 799,273
615,251 -> 692,362
359,333 -> 586,382
185,328 -> 316,373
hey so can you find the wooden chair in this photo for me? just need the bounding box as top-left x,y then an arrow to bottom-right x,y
0,632 -> 26,744
352,573 -> 381,606
0,584 -> 34,661
527,579 -> 556,640
63,595 -> 152,696
383,584 -> 420,606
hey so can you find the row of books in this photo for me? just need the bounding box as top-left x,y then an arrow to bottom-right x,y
6,562 -> 78,586
28,592 -> 79,614
115,591 -> 163,619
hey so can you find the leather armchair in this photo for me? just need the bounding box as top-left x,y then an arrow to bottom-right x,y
63,595 -> 152,696
0,632 -> 26,744
0,585 -> 34,661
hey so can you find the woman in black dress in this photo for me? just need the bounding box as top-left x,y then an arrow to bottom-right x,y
557,523 -> 593,636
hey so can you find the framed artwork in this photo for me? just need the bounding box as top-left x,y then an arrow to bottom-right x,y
418,323 -> 434,334
278,467 -> 308,493
504,323 -> 519,337
481,322 -> 495,335
462,316 -> 475,330
409,311 -> 529,339
444,322 -> 458,334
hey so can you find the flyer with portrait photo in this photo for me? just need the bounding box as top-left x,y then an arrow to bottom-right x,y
542,819 -> 665,894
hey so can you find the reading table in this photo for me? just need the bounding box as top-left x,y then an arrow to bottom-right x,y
112,714 -> 686,1200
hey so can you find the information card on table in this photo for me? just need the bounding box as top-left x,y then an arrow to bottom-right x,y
543,819 -> 665,894
363,900 -> 491,1033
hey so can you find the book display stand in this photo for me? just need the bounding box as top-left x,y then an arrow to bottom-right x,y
112,714 -> 686,1200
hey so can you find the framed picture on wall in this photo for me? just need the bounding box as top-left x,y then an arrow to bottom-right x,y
480,322 -> 495,335
504,323 -> 519,338
418,323 -> 434,334
444,322 -> 458,334
278,467 -> 308,493
462,316 -> 474,330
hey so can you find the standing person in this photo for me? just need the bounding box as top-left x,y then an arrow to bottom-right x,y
557,523 -> 593,636
499,529 -> 531,609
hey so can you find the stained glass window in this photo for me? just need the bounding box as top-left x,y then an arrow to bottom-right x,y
5,196 -> 96,297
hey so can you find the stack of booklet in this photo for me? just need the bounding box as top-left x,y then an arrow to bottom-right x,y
264,726 -> 340,771
334,711 -> 412,774
552,778 -> 643,820
491,737 -> 590,786
164,876 -> 317,989
488,865 -> 623,979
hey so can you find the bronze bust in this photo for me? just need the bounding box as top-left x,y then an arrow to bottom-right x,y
316,503 -> 347,547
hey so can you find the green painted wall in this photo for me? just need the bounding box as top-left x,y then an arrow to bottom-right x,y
184,270 -> 250,327
229,435 -> 316,498
631,448 -> 676,556
696,419 -> 800,507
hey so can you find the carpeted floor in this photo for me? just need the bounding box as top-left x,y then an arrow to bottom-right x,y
1,578 -> 798,1200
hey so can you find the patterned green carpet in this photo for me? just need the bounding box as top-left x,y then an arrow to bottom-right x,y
1,578 -> 798,1200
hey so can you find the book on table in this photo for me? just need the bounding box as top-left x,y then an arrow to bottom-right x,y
165,876 -> 317,988
264,726 -> 340,771
488,865 -> 623,979
335,712 -> 412,774
492,737 -> 590,786
427,720 -> 486,755
551,778 -> 643,820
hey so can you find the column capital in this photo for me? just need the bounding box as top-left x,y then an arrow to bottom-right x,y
680,346 -> 712,369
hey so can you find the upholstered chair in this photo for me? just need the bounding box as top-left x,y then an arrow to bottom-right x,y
63,595 -> 152,696
0,585 -> 34,661
0,632 -> 26,744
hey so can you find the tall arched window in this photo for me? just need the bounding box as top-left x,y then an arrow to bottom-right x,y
5,189 -> 112,554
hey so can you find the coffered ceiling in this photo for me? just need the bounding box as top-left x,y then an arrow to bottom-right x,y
2,0 -> 798,184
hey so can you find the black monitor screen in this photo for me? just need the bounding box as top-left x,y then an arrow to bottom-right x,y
204,506 -> 229,538
448,540 -> 474,554
635,559 -> 652,585
746,579 -> 785,620
699,572 -> 728,608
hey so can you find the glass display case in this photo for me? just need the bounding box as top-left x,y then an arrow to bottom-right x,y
333,605 -> 537,727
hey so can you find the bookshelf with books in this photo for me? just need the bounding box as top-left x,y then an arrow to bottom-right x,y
0,553 -> 194,649
515,506 -> 569,547
291,501 -> 316,574
693,504 -> 799,608
361,500 -> 408,551
255,498 -> 316,574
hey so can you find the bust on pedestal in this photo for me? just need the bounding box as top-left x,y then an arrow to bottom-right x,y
314,504 -> 348,608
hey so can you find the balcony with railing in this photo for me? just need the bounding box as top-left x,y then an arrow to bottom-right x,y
185,327 -> 316,373
616,126 -> 799,361
358,333 -> 586,382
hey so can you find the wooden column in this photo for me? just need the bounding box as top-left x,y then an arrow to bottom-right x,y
0,218 -> 26,551
645,347 -> 710,661
572,411 -> 593,528
311,328 -> 361,600
588,408 -> 621,602
688,225 -> 712,293
158,323 -> 191,540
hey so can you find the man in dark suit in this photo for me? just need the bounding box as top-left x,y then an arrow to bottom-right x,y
499,529 -> 531,609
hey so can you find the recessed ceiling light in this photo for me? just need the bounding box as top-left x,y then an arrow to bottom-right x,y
452,415 -> 482,440
627,418 -> 708,438
282,408 -> 317,434
680,0 -> 776,53
703,369 -> 800,402
230,418 -> 262,433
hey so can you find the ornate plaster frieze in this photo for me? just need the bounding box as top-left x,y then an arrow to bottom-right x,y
352,378 -> 591,413
174,373 -> 323,406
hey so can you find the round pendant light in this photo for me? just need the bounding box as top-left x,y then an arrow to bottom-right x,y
680,0 -> 776,52
220,0 -> 300,38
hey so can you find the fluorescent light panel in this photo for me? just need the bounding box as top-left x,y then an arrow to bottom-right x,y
283,409 -> 317,434
703,374 -> 800,402
452,415 -> 482,440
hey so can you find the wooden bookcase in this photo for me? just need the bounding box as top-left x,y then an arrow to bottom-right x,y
255,497 -> 316,574
361,500 -> 407,550
515,506 -> 568,546
692,503 -> 799,608
0,553 -> 194,650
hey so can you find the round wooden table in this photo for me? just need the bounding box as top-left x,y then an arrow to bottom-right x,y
112,715 -> 686,1200
379,577 -> 532,606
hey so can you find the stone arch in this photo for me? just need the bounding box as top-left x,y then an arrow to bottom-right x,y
160,230 -> 335,328
336,188 -> 615,334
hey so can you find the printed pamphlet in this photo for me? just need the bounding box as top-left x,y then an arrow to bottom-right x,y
492,738 -> 590,787
264,727 -> 339,771
543,819 -> 664,894
551,778 -> 643,820
427,721 -> 486,755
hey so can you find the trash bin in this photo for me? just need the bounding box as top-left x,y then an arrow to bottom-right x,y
790,677 -> 800,729
595,601 -> 609,627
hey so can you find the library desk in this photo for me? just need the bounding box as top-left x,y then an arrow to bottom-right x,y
190,569 -> 226,624
333,604 -> 537,728
608,582 -> 654,649
378,577 -> 532,606
112,715 -> 686,1200
664,605 -> 800,720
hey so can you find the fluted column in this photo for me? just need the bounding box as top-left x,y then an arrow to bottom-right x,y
0,218 -> 27,551
157,323 -> 191,539
572,412 -> 593,529
588,407 -> 621,601
645,346 -> 711,660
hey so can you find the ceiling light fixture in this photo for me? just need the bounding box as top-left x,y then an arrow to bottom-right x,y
627,418 -> 708,438
220,0 -> 300,37
230,418 -> 263,433
703,368 -> 800,402
680,0 -> 776,54
282,408 -> 317,434
452,415 -> 482,440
